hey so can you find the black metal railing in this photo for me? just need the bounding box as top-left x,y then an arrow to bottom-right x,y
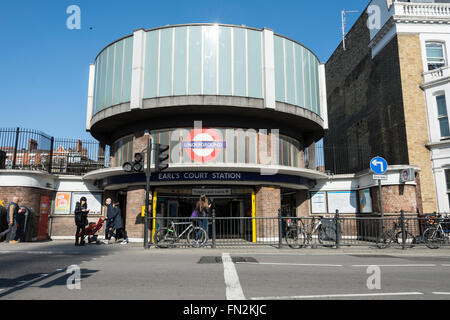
148,210 -> 450,249
0,127 -> 109,175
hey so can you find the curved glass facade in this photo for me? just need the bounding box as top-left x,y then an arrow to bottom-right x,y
92,25 -> 322,118
112,128 -> 305,169
93,37 -> 133,115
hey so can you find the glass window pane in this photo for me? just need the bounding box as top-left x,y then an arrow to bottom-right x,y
121,37 -> 133,102
188,26 -> 202,95
143,31 -> 159,99
159,28 -> 173,97
219,27 -> 232,96
274,36 -> 285,102
203,26 -> 218,95
112,40 -> 124,105
247,30 -> 262,98
233,28 -> 246,97
173,27 -> 187,96
437,95 -> 447,117
440,118 -> 450,137
445,170 -> 450,190
285,40 -> 295,105
427,43 -> 444,59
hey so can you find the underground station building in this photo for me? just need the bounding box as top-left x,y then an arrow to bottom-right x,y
82,23 -> 329,239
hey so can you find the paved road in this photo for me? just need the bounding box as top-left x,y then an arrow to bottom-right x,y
1,241 -> 450,300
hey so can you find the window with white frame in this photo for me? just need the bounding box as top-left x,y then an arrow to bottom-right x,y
437,95 -> 450,139
426,42 -> 446,71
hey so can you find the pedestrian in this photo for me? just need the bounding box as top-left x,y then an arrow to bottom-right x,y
74,197 -> 89,246
195,194 -> 211,241
112,201 -> 128,244
103,198 -> 114,244
0,197 -> 20,243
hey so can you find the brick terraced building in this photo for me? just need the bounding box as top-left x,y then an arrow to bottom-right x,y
325,0 -> 450,214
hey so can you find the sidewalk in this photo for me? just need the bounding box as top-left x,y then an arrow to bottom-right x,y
1,239 -> 450,256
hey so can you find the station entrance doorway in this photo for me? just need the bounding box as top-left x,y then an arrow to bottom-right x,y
154,186 -> 253,239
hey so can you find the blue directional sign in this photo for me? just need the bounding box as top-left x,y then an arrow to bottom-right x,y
370,157 -> 388,175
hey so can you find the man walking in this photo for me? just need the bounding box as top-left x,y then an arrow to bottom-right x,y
0,197 -> 20,243
103,198 -> 114,244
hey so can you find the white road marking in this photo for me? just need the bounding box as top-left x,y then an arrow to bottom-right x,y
236,262 -> 343,267
251,292 -> 424,300
441,264 -> 450,267
222,253 -> 246,300
432,292 -> 450,295
352,264 -> 436,267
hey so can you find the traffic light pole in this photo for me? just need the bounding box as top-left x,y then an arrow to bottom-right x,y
144,138 -> 152,249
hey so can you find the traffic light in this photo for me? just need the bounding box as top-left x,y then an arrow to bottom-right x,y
123,153 -> 144,172
155,144 -> 169,172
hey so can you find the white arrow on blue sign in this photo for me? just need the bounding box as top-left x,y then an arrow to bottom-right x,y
370,157 -> 388,174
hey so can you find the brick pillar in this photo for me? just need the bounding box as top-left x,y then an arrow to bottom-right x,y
371,184 -> 418,215
125,186 -> 146,239
295,190 -> 310,217
255,186 -> 280,241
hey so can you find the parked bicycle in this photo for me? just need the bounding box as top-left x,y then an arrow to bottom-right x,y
285,216 -> 337,249
423,214 -> 450,249
376,218 -> 415,249
153,219 -> 208,248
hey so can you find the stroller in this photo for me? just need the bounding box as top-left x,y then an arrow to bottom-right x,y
78,217 -> 105,244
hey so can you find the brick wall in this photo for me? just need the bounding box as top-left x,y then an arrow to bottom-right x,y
371,184 -> 418,214
325,12 -> 409,173
397,34 -> 437,213
295,190 -> 310,217
0,186 -> 53,239
125,186 -> 146,238
255,186 -> 280,239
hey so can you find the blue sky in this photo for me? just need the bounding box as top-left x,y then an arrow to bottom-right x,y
0,0 -> 367,141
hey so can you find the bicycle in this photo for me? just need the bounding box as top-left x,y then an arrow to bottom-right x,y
153,219 -> 208,248
285,216 -> 336,248
423,214 -> 450,249
376,218 -> 415,249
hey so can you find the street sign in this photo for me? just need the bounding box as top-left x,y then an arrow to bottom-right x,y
373,175 -> 388,180
370,157 -> 388,174
400,168 -> 415,183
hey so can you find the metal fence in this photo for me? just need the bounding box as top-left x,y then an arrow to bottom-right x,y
51,137 -> 110,175
148,210 -> 450,249
0,128 -> 109,175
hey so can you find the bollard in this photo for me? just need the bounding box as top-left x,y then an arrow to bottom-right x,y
278,208 -> 283,249
212,208 -> 216,249
335,210 -> 341,249
401,210 -> 406,250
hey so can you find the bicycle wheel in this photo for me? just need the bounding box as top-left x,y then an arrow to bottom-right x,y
395,231 -> 415,248
154,228 -> 176,248
423,227 -> 444,249
187,227 -> 208,248
376,230 -> 394,249
285,228 -> 306,249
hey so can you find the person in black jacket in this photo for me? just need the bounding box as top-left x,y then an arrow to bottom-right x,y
112,201 -> 128,244
0,197 -> 20,243
74,197 -> 89,246
103,198 -> 114,244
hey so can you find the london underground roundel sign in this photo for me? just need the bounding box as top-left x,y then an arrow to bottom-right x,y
182,129 -> 226,162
